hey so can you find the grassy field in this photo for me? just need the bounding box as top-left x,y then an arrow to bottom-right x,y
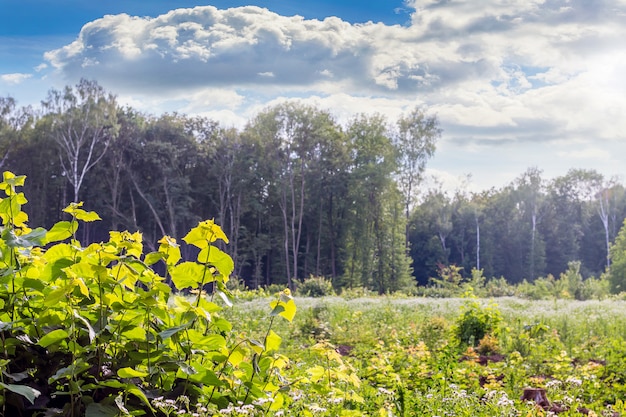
203,295 -> 626,416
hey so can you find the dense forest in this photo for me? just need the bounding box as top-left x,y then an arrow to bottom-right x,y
1,80 -> 624,292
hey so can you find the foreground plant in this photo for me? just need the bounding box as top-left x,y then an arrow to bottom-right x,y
0,171 -> 296,417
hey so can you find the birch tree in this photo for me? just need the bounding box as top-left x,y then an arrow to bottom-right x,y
43,79 -> 119,203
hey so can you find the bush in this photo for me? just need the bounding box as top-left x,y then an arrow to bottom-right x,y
296,275 -> 336,297
340,285 -> 375,299
454,298 -> 502,347
0,172 -> 298,416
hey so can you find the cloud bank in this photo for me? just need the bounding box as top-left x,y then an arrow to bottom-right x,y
36,1 -> 626,188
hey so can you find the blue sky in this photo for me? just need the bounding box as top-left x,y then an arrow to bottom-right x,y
1,0 -> 625,192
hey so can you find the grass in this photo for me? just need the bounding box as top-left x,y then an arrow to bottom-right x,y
196,294 -> 626,416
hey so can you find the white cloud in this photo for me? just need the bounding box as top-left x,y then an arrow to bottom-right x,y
1,73 -> 32,85
557,147 -> 612,161
32,1 -> 626,189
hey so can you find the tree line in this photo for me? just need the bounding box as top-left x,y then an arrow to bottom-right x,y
0,80 -> 624,292
411,167 -> 626,286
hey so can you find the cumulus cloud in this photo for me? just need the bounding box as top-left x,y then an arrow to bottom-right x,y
1,73 -> 32,85
41,1 -> 626,165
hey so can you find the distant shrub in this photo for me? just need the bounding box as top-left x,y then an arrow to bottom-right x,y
340,286 -> 375,299
296,275 -> 336,297
454,299 -> 502,347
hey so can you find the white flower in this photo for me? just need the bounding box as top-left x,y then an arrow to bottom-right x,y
566,377 -> 582,386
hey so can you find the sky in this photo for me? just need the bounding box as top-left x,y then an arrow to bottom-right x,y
1,0 -> 625,192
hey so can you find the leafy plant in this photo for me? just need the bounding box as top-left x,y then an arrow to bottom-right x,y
0,171 -> 297,416
454,297 -> 502,347
296,276 -> 335,297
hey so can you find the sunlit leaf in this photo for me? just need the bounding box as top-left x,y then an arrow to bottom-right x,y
170,261 -> 205,290
63,202 -> 101,222
183,219 -> 229,248
39,329 -> 69,348
270,298 -> 296,323
197,246 -> 234,278
46,221 -> 78,243
117,367 -> 148,378
144,251 -> 164,266
122,326 -> 146,342
158,235 -> 181,266
265,330 -> 282,352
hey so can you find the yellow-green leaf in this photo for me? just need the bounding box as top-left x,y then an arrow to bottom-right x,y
117,367 -> 148,378
197,246 -> 234,278
183,219 -> 229,248
270,298 -> 297,323
265,330 -> 282,352
158,235 -> 181,266
170,261 -> 205,290
39,329 -> 69,348
144,252 -> 164,266
46,221 -> 78,243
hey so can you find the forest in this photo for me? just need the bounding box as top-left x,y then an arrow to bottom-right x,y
1,79 -> 625,293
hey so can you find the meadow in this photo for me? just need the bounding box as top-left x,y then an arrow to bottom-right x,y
207,293 -> 626,417
2,171 -> 626,417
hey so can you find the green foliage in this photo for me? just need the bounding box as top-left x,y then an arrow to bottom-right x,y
0,172 -> 299,416
296,276 -> 336,297
610,219 -> 626,293
454,298 -> 502,347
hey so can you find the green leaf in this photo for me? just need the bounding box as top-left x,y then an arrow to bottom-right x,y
117,367 -> 149,378
63,202 -> 101,222
270,298 -> 297,323
170,261 -> 205,290
125,384 -> 155,411
46,221 -> 78,243
0,382 -> 41,404
122,326 -> 147,341
144,251 -> 164,266
183,219 -> 229,248
158,322 -> 192,340
2,171 -> 26,187
85,402 -> 119,417
75,210 -> 101,222
265,330 -> 282,352
39,329 -> 69,348
197,246 -> 234,278
43,286 -> 70,306
2,227 -> 47,248
188,369 -> 223,387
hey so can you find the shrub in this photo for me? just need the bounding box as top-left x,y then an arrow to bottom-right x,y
453,298 -> 502,347
340,286 -> 375,299
0,172 -> 297,416
296,275 -> 336,297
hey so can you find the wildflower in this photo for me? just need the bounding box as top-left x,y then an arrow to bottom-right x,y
545,379 -> 562,389
566,377 -> 582,386
377,387 -> 394,396
497,395 -> 514,407
308,404 -> 327,414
